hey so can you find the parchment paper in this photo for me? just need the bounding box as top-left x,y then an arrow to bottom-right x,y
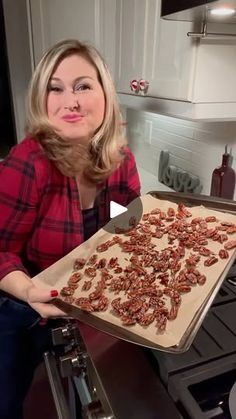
33,195 -> 236,348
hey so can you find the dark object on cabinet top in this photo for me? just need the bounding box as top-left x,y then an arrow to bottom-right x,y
161,0 -> 236,24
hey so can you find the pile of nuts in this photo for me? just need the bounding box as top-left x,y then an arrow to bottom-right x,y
60,202 -> 236,332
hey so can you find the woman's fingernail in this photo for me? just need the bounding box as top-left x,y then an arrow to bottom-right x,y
39,318 -> 48,326
50,290 -> 58,297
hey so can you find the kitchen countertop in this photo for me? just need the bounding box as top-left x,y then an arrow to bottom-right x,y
137,165 -> 173,195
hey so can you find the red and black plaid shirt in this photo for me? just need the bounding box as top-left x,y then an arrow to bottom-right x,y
0,137 -> 140,279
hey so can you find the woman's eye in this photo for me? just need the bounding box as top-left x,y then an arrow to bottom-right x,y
74,83 -> 91,92
48,86 -> 63,93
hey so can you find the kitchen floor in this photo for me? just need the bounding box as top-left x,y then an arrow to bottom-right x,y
23,362 -> 58,419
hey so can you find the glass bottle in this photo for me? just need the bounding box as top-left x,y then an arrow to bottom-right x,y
210,145 -> 235,200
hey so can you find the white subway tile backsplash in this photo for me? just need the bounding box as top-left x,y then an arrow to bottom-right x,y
126,109 -> 236,200
151,118 -> 196,140
144,120 -> 153,145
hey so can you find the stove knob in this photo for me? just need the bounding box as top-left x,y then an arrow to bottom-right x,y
51,325 -> 73,345
59,351 -> 88,377
71,351 -> 87,368
82,400 -> 114,419
51,323 -> 81,346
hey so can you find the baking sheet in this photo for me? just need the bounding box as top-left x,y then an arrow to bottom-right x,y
33,194 -> 236,352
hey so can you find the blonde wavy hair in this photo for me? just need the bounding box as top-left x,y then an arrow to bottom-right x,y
26,39 -> 126,181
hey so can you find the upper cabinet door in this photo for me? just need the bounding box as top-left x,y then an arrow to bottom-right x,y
115,0 -> 150,94
115,0 -> 195,101
192,34 -> 236,103
29,0 -> 116,75
145,10 -> 195,100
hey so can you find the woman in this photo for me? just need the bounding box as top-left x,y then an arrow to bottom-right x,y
0,39 -> 140,418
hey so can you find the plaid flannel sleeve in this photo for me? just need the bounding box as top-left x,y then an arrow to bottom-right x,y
0,148 -> 39,280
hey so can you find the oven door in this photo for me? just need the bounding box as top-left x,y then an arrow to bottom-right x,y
44,351 -> 114,419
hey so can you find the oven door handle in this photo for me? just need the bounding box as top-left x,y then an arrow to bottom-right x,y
43,351 -> 71,419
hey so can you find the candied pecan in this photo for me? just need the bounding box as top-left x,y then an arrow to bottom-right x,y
111,297 -> 122,314
68,272 -> 82,283
197,275 -> 206,285
91,296 -> 109,311
205,216 -> 217,222
185,254 -> 200,266
60,286 -> 74,297
82,280 -> 92,291
114,266 -> 123,274
204,256 -> 218,267
73,257 -> 86,270
227,226 -> 236,234
87,254 -> 98,265
167,207 -> 175,217
107,257 -> 119,269
219,249 -> 229,259
75,299 -> 94,312
121,316 -> 136,326
62,295 -> 75,304
88,289 -> 103,301
198,247 -> 211,257
96,242 -> 110,252
156,314 -> 167,331
137,313 -> 155,326
96,258 -> 107,269
175,284 -> 191,293
168,305 -> 178,320
84,267 -> 96,278
128,299 -> 143,314
224,240 -> 236,250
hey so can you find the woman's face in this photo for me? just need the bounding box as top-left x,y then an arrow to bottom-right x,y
47,54 -> 105,143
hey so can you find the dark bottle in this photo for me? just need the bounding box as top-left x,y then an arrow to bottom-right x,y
210,145 -> 235,200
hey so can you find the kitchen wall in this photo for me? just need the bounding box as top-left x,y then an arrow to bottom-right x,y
126,108 -> 236,200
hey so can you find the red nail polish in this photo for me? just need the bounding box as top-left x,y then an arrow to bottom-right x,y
50,290 -> 58,297
39,318 -> 48,326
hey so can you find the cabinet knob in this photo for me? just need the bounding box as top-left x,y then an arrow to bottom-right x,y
139,79 -> 149,94
130,79 -> 140,94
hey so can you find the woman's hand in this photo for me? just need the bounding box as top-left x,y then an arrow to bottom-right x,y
26,285 -> 66,318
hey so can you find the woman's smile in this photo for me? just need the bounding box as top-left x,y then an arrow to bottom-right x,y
62,113 -> 85,122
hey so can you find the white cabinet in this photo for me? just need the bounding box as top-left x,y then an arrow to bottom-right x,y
115,0 -> 236,115
28,0 -> 236,107
25,0 -> 236,121
146,16 -> 195,100
29,0 -> 116,75
115,0 -> 150,94
192,34 -> 236,103
115,0 -> 195,101
29,0 -> 195,102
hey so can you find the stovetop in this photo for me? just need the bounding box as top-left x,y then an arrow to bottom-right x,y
150,261 -> 236,419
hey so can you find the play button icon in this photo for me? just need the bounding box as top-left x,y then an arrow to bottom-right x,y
110,201 -> 127,218
103,191 -> 143,235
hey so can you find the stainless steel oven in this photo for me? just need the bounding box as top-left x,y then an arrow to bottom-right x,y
44,321 -> 114,419
44,193 -> 236,419
44,261 -> 236,419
